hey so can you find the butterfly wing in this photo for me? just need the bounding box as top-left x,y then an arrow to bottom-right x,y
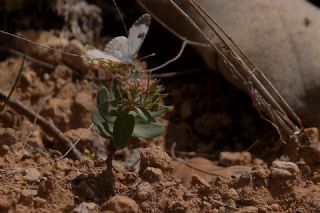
128,14 -> 151,58
104,36 -> 131,64
85,47 -> 123,63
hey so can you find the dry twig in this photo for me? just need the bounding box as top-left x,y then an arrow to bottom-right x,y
0,90 -> 83,160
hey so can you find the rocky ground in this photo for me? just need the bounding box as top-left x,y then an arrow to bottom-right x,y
0,1 -> 320,212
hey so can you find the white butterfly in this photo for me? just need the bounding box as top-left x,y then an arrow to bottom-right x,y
85,13 -> 151,68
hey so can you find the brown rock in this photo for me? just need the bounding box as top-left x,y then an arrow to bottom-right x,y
102,196 -> 140,213
137,182 -> 154,201
191,174 -> 212,193
22,168 -> 41,183
219,151 -> 252,166
142,167 -> 163,182
72,202 -> 98,213
33,197 -> 47,208
270,160 -> 299,179
138,0 -> 320,127
140,147 -> 170,172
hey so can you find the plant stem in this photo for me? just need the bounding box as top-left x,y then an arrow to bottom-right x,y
105,142 -> 116,195
106,143 -> 115,171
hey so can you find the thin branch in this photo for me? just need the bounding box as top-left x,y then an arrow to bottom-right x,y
145,40 -> 187,72
0,30 -> 81,57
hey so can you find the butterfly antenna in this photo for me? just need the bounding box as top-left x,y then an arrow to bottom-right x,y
112,0 -> 128,36
0,30 -> 81,57
138,52 -> 155,61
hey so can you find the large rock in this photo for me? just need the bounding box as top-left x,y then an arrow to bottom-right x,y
138,0 -> 320,127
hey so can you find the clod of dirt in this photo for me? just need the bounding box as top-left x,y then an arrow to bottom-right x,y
22,168 -> 41,183
191,174 -> 212,194
41,98 -> 73,131
139,146 -> 171,173
137,182 -> 154,201
165,200 -> 188,213
142,167 -> 163,183
71,92 -> 95,128
33,197 -> 46,208
72,202 -> 99,213
0,194 -> 13,211
270,160 -> 300,179
219,151 -> 252,166
19,189 -> 34,206
101,195 -> 140,213
0,128 -> 18,156
0,128 -> 19,146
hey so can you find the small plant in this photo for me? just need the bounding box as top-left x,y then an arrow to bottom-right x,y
92,71 -> 167,169
85,13 -> 168,171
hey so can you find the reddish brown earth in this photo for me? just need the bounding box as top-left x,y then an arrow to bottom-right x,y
1,3 -> 320,212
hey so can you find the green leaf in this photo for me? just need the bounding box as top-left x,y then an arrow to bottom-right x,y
109,79 -> 121,100
150,107 -> 169,118
92,108 -> 112,138
96,87 -> 110,119
136,107 -> 156,123
113,114 -> 135,149
133,119 -> 165,139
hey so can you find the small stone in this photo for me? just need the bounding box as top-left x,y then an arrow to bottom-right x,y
140,147 -> 171,172
137,182 -> 154,201
251,165 -> 269,179
142,167 -> 163,182
226,188 -> 239,201
191,174 -> 212,193
102,196 -> 139,213
22,168 -> 41,182
165,200 -> 187,213
72,202 -> 98,213
270,160 -> 299,179
219,151 -> 252,166
33,197 -> 47,208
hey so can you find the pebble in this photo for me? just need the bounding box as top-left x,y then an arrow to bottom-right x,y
72,202 -> 98,213
142,167 -> 163,182
219,151 -> 252,166
22,168 -> 41,182
270,160 -> 299,179
140,147 -> 170,172
33,197 -> 47,208
102,196 -> 140,213
191,174 -> 212,193
137,182 -> 154,201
